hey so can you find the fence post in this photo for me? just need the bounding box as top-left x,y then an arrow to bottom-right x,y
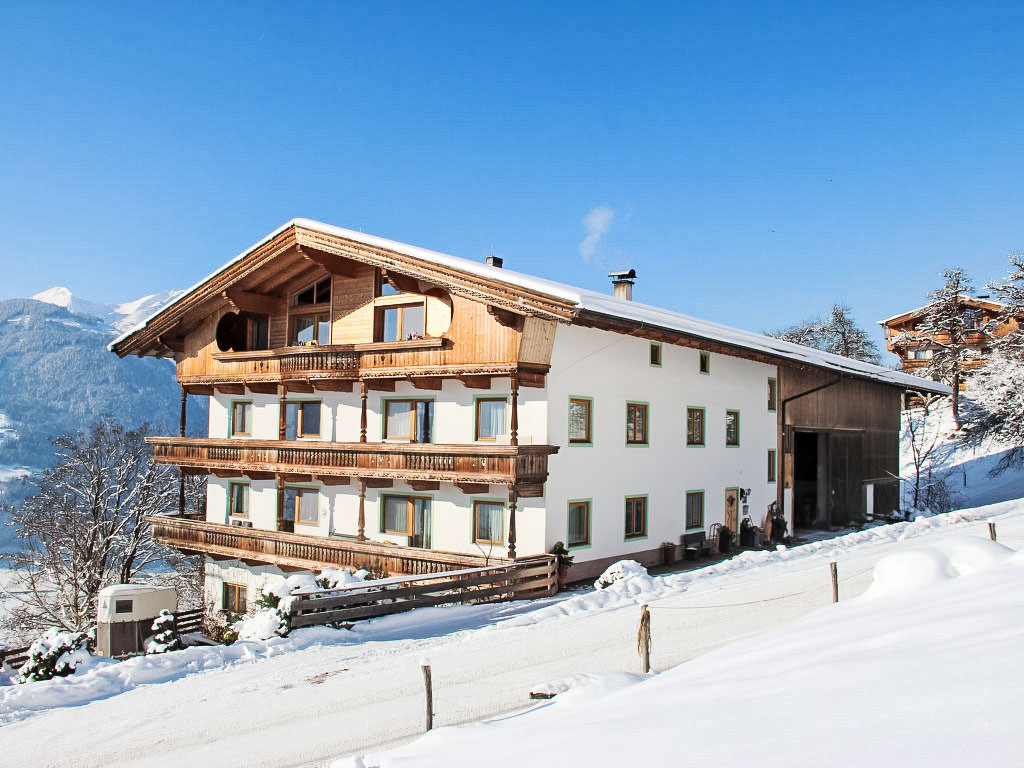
988,522 -> 997,542
637,604 -> 651,674
830,561 -> 839,604
421,658 -> 434,731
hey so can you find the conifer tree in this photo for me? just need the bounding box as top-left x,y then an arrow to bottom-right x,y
771,304 -> 881,363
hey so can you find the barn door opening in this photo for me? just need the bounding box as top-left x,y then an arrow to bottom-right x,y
793,430 -> 828,530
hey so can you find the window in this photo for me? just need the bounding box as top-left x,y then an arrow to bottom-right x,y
385,399 -> 433,442
964,309 -> 981,330
649,342 -> 662,367
284,401 -> 321,439
473,501 -> 504,545
567,500 -> 591,547
907,349 -> 934,360
475,397 -> 507,441
294,277 -> 331,307
686,407 -> 705,446
625,496 -> 647,539
699,350 -> 710,374
380,303 -> 425,341
229,482 -> 249,517
568,397 -> 592,445
283,487 -> 319,526
289,314 -> 330,345
768,449 -> 777,483
115,599 -> 133,614
725,410 -> 740,446
768,378 -> 778,412
382,495 -> 432,548
223,583 -> 247,614
231,401 -> 252,436
626,402 -> 648,445
289,278 -> 331,345
685,491 -> 704,530
249,315 -> 269,350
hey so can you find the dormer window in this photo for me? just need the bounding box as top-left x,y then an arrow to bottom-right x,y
374,270 -> 427,342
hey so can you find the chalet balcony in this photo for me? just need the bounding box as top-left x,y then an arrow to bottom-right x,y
148,437 -> 558,496
148,516 -> 513,574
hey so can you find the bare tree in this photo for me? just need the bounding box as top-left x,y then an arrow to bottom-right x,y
771,304 -> 881,363
901,394 -> 951,513
0,417 -> 189,636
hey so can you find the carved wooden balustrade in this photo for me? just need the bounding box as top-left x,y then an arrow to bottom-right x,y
147,516 -> 513,574
148,437 -> 557,494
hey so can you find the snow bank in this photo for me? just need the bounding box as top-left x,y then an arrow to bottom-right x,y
862,535 -> 1013,598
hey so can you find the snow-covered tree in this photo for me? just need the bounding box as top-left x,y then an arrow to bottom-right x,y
0,417 -> 193,636
901,394 -> 952,513
146,609 -> 184,654
17,628 -> 92,683
892,269 -> 983,429
965,255 -> 1024,471
770,304 -> 881,363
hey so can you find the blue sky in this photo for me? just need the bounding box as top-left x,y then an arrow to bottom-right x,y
2,1 -> 1022,353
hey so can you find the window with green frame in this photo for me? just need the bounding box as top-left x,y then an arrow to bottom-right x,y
768,449 -> 777,483
686,407 -> 705,446
699,350 -> 710,374
725,410 -> 740,446
625,496 -> 647,539
228,482 -> 249,517
568,397 -> 592,444
626,402 -> 648,445
768,378 -> 778,412
567,500 -> 591,547
649,342 -> 662,367
473,500 -> 504,545
231,401 -> 252,436
223,582 -> 247,614
475,397 -> 507,441
685,490 -> 704,529
283,400 -> 321,439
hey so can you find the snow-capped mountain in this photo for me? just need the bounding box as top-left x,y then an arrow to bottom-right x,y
30,286 -> 183,333
0,290 -> 205,549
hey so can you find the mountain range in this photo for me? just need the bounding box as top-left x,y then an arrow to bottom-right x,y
0,287 -> 207,548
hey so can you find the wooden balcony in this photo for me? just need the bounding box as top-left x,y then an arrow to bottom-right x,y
148,437 -> 558,495
148,516 -> 512,574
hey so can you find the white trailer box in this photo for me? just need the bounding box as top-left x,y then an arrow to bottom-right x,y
96,584 -> 178,657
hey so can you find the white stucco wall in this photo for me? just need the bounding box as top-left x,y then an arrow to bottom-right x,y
543,323 -> 778,566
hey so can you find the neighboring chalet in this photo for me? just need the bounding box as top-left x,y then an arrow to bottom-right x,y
880,297 -> 1021,378
112,219 -> 949,608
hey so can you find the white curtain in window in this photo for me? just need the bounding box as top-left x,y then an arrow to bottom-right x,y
386,402 -> 411,439
384,496 -> 408,532
479,400 -> 506,438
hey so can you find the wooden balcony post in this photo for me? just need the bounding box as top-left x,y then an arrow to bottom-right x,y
278,384 -> 287,441
178,386 -> 188,437
507,488 -> 518,559
276,474 -> 285,531
357,479 -> 367,541
510,372 -> 519,447
360,380 -> 368,443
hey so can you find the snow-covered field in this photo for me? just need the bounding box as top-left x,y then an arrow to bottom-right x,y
2,500 -> 1022,767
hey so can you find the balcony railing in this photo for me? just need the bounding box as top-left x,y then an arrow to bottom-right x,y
148,516 -> 512,574
148,437 -> 557,493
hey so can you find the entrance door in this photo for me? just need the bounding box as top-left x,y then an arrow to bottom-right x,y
724,487 -> 739,534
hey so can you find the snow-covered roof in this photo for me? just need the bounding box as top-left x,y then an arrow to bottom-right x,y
878,296 -> 1008,327
114,218 -> 950,394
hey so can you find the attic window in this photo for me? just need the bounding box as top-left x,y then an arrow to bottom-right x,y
294,278 -> 331,307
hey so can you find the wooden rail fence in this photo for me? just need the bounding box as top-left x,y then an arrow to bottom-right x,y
0,645 -> 30,670
288,556 -> 558,628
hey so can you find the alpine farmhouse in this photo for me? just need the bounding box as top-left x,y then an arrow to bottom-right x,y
112,219 -> 949,610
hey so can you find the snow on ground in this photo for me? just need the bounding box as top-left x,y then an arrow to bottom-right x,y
345,532 -> 1024,768
2,501 -> 1022,767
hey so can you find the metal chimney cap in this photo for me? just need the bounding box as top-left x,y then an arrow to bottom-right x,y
486,255 -> 503,268
609,269 -> 636,280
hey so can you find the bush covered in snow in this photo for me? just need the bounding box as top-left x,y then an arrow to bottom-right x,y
146,609 -> 184,654
231,568 -> 368,642
594,560 -> 653,591
18,628 -> 93,683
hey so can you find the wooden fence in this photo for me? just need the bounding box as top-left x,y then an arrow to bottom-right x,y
289,556 -> 558,628
173,608 -> 204,635
0,645 -> 30,670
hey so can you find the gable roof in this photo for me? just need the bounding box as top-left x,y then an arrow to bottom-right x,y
112,218 -> 950,395
879,296 -> 1008,327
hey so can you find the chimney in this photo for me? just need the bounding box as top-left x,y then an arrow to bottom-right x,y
609,269 -> 636,301
486,255 -> 503,268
